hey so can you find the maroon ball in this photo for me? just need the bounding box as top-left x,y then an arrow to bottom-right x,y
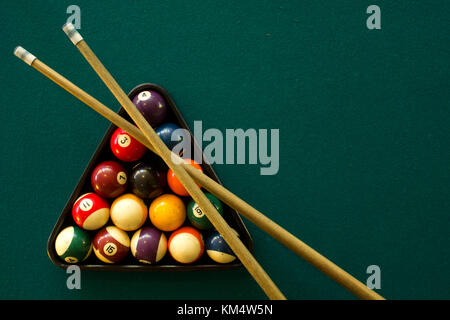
91,161 -> 128,198
93,226 -> 130,264
132,90 -> 167,127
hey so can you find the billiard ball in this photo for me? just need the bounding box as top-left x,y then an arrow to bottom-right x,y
167,159 -> 203,196
91,161 -> 128,198
110,193 -> 147,231
205,230 -> 238,264
149,194 -> 186,232
72,193 -> 110,230
93,226 -> 130,263
130,227 -> 167,264
168,226 -> 204,264
110,127 -> 146,162
54,226 -> 92,264
155,123 -> 184,151
187,193 -> 223,230
130,162 -> 165,199
132,90 -> 167,127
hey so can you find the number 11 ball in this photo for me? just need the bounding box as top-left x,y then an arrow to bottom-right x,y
54,226 -> 92,264
72,193 -> 110,230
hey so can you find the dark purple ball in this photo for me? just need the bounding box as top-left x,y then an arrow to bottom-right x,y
132,90 -> 167,127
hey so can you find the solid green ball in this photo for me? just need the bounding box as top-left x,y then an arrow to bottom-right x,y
187,193 -> 223,230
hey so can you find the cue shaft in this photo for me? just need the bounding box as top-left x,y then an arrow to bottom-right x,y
14,45 -> 384,300
61,25 -> 286,301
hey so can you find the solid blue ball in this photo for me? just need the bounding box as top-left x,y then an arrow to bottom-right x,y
155,123 -> 184,151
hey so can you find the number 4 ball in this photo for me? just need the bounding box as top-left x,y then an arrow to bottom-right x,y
72,193 -> 110,230
54,226 -> 92,264
110,127 -> 146,162
132,90 -> 167,127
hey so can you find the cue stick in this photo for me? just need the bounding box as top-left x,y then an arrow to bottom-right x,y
14,45 -> 385,300
59,24 -> 286,301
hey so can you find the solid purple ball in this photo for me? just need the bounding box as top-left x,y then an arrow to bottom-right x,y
132,90 -> 167,127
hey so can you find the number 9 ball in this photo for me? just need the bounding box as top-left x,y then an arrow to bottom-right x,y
187,193 -> 223,230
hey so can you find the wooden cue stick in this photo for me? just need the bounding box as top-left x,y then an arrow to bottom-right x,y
60,25 -> 286,300
14,46 -> 384,300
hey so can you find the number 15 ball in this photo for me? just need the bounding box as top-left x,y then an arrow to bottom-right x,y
93,226 -> 130,263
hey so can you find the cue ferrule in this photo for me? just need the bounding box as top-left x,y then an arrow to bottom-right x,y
62,22 -> 83,45
14,46 -> 36,66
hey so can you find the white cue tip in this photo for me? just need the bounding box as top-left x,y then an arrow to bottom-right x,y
62,22 -> 83,45
14,46 -> 36,66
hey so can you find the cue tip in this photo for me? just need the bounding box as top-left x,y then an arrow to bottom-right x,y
13,46 -> 36,66
62,22 -> 83,45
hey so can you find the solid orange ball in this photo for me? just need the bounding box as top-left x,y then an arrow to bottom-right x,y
167,159 -> 203,196
149,194 -> 186,231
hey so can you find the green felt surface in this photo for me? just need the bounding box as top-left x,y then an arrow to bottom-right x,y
1,1 -> 449,299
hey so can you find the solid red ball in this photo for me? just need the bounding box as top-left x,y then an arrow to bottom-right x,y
110,127 -> 146,162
